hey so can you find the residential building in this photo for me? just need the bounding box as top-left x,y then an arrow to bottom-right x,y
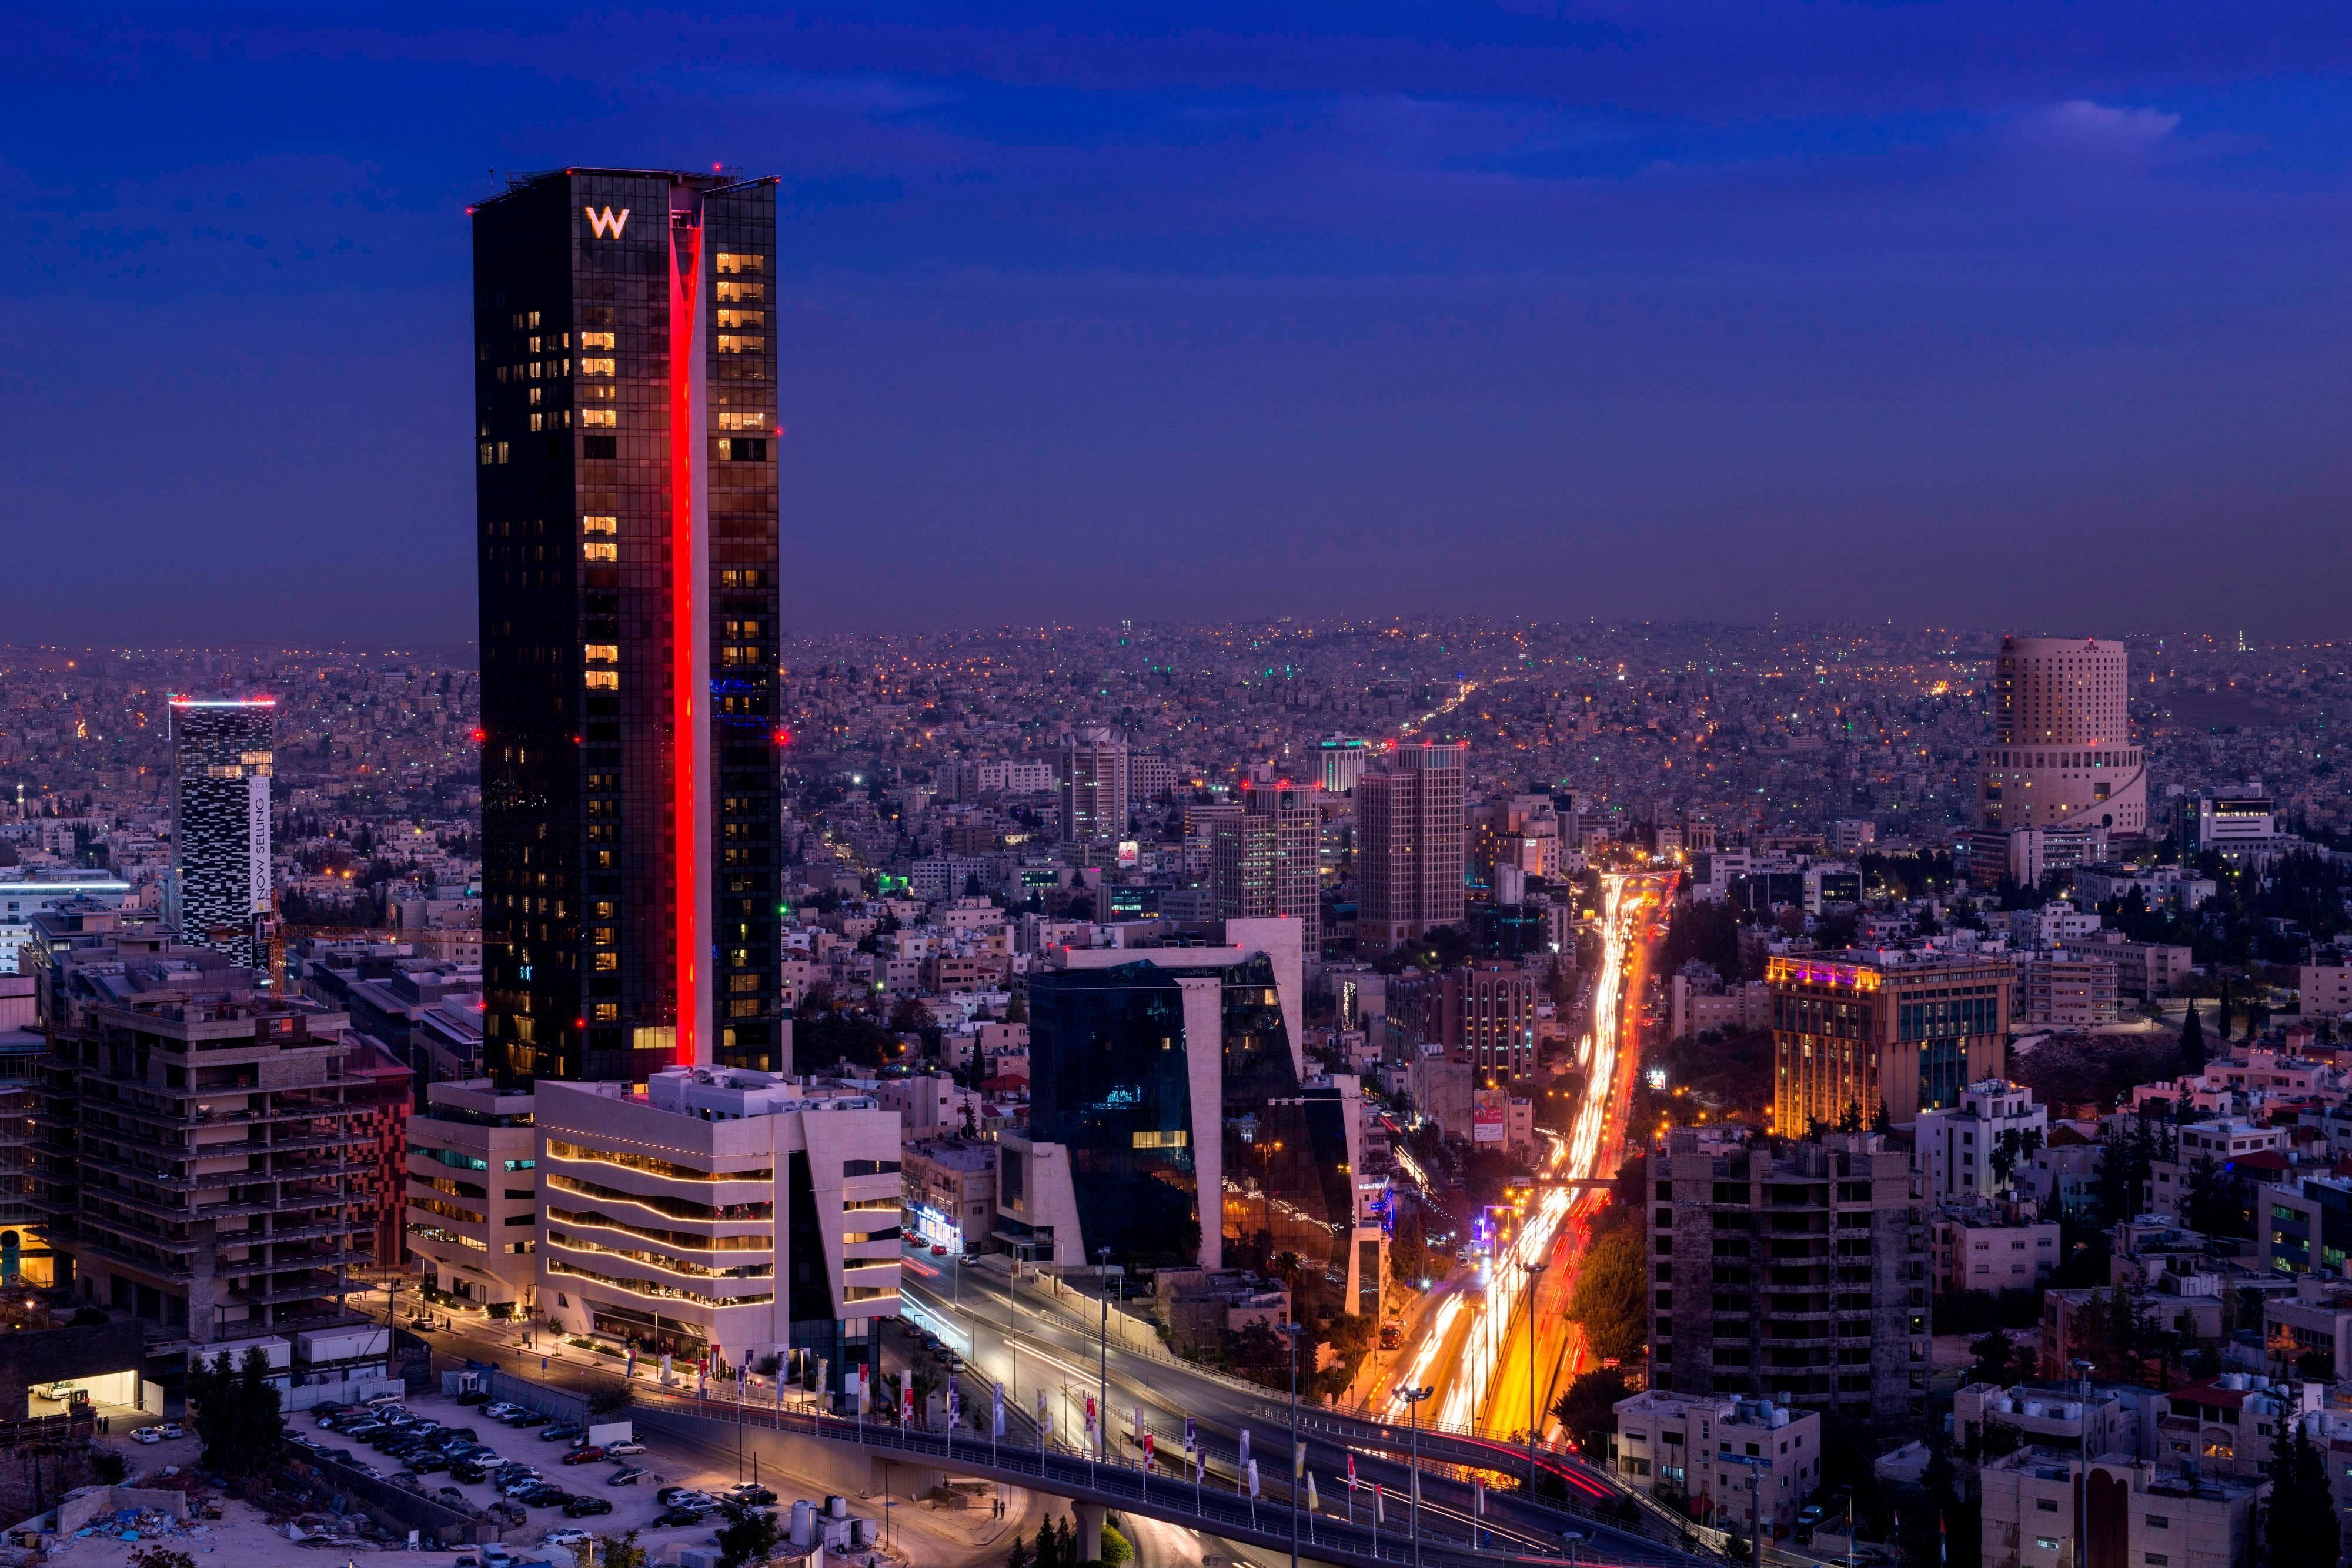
1915,1081 -> 2048,1203
1649,1128 -> 1927,1425
1928,1208 -> 2061,1293
32,932 -> 390,1395
405,1079 -> 540,1312
901,1139 -> 996,1254
2016,950 -> 2121,1028
1976,635 -> 2148,840
1979,1450 -> 2261,1568
1766,950 -> 2013,1132
1388,961 -> 1541,1083
534,1066 -> 902,1395
1609,1392 -> 1822,1534
2181,794 -> 2281,866
2097,936 -> 2196,1001
1059,728 -> 1130,845
2300,963 -> 2352,1020
1210,781 -> 1322,955
165,697 -> 275,969
472,168 -> 784,1086
1356,743 -> 1466,950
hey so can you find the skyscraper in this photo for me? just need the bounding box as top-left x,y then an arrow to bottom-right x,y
1210,780 -> 1322,953
472,168 -> 783,1087
1979,636 -> 2146,835
1355,741 -> 1466,950
165,697 -> 273,968
1058,727 -> 1129,845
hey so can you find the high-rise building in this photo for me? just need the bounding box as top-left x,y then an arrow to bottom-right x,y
470,169 -> 783,1086
165,697 -> 273,969
1210,781 -> 1322,953
1767,951 -> 2012,1132
1317,736 -> 1372,795
1649,1128 -> 1926,1426
1058,728 -> 1129,845
1355,742 -> 1466,950
1978,636 -> 2146,845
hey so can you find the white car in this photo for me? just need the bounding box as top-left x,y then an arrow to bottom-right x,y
542,1530 -> 591,1549
603,1442 -> 646,1456
130,1427 -> 164,1445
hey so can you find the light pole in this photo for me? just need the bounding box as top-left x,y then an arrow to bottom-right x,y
1094,1247 -> 1114,1470
2072,1358 -> 2096,1568
1280,1321 -> 1308,1568
1523,1256 -> 1548,1496
1401,1384 -> 1433,1568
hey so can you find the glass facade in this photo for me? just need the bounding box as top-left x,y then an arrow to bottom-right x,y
473,169 -> 781,1086
1029,955 -> 1357,1285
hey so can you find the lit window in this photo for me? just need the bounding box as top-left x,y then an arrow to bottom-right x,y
583,383 -> 617,402
593,1002 -> 619,1022
583,515 -> 617,535
527,310 -> 541,328
580,331 -> 616,349
529,362 -> 542,379
580,409 -> 617,427
593,952 -> 619,972
717,280 -> 764,302
479,443 -> 496,467
718,309 -> 766,329
529,413 -> 544,431
716,253 -> 766,275
580,357 -> 616,376
729,999 -> 763,1018
583,542 -> 617,563
528,387 -> 543,406
717,412 -> 767,431
528,336 -> 542,353
585,670 -> 619,689
584,644 -> 619,663
716,335 -> 765,355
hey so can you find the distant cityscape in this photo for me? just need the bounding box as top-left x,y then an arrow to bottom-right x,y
4,162 -> 2351,1568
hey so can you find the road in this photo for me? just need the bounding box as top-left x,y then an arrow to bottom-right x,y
1472,872 -> 1667,1458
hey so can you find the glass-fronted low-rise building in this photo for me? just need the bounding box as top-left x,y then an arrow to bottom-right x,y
1003,918 -> 1381,1312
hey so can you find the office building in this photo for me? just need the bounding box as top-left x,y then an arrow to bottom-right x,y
1389,961 -> 1541,1082
1210,781 -> 1322,954
1767,950 -> 2012,1133
31,925 -> 392,1395
1649,1128 -> 1927,1426
472,167 -> 784,1087
405,1080 -> 540,1312
0,874 -> 132,975
1009,920 -> 1381,1313
1317,737 -> 1373,796
165,697 -> 275,969
1976,637 -> 2147,864
534,1067 -> 901,1394
2181,793 -> 2281,866
1357,743 -> 1466,950
1058,728 -> 1130,845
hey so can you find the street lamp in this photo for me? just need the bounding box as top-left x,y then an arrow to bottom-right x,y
1279,1321 -> 1309,1568
1094,1246 -> 1114,1470
1522,1257 -> 1548,1495
1401,1384 -> 1433,1568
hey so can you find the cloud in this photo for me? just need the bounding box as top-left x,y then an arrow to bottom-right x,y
2013,99 -> 2182,157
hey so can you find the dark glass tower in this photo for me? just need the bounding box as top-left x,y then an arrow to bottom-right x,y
472,168 -> 782,1087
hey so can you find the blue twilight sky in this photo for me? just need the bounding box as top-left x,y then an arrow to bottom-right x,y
8,4 -> 2352,645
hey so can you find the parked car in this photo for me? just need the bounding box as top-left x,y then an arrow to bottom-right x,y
560,1446 -> 604,1466
542,1530 -> 592,1550
539,1423 -> 584,1443
656,1488 -> 697,1506
729,1485 -> 777,1506
608,1467 -> 646,1486
483,1403 -> 524,1420
521,1487 -> 572,1507
603,1441 -> 646,1456
562,1497 -> 613,1519
130,1427 -> 164,1445
437,1487 -> 467,1505
654,1510 -> 704,1529
456,1389 -> 490,1406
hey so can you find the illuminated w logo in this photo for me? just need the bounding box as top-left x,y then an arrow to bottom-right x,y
583,205 -> 631,239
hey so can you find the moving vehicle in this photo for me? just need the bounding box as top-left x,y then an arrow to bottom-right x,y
1378,1321 -> 1402,1350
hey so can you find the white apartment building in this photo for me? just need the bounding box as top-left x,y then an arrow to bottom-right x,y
2301,964 -> 2352,1020
1930,1209 -> 2062,1293
2017,950 -> 2121,1028
1916,1080 -> 2049,1202
535,1068 -> 902,1395
1979,1451 -> 2260,1568
405,1080 -> 540,1310
1611,1393 -> 1822,1536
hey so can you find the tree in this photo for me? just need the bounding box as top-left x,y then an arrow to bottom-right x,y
2179,1005 -> 2207,1074
1566,1226 -> 1647,1362
715,1509 -> 780,1568
1098,1524 -> 1133,1567
586,1385 -> 633,1416
2263,1418 -> 2340,1568
1006,1534 -> 1034,1568
184,1346 -> 283,1476
1970,1327 -> 2017,1387
1838,1099 -> 1863,1134
127,1549 -> 194,1568
1551,1366 -> 1631,1455
596,1533 -> 648,1568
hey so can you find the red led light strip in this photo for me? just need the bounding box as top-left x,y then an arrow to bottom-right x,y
669,210 -> 703,1068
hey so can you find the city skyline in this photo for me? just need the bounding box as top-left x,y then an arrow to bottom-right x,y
12,5 -> 2352,642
